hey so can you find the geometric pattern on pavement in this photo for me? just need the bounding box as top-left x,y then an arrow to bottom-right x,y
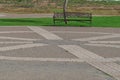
0,26 -> 120,80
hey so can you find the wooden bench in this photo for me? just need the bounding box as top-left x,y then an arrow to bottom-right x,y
53,12 -> 92,26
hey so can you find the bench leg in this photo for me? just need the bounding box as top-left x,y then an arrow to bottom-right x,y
64,20 -> 67,24
90,20 -> 92,27
65,21 -> 67,24
53,19 -> 55,24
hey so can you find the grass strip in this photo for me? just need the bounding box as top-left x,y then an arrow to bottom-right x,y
0,16 -> 119,28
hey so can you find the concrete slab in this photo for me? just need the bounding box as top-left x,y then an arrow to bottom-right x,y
0,39 -> 31,42
0,33 -> 45,39
96,37 -> 120,41
0,45 -> 77,58
81,44 -> 120,58
0,61 -> 115,80
115,61 -> 120,65
43,27 -> 120,34
54,33 -> 105,40
0,27 -> 31,31
0,43 -> 25,47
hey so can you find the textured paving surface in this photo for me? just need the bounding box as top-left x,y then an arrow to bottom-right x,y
0,13 -> 53,18
0,26 -> 120,80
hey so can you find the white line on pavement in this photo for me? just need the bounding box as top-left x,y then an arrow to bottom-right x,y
0,56 -> 118,62
0,43 -> 47,51
0,31 -> 33,34
73,34 -> 120,41
0,36 -> 40,41
28,27 -> 63,40
89,41 -> 120,44
84,43 -> 120,48
0,56 -> 84,62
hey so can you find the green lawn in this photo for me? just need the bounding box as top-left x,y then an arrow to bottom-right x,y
0,16 -> 119,28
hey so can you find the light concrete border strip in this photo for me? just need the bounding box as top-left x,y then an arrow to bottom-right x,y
59,45 -> 120,80
88,62 -> 120,80
0,43 -> 47,51
73,34 -> 120,41
0,56 -> 84,62
89,41 -> 120,44
28,27 -> 63,40
0,36 -> 39,41
84,43 -> 120,48
107,57 -> 120,62
58,45 -> 104,60
0,55 -> 116,62
51,31 -> 112,34
0,31 -> 33,34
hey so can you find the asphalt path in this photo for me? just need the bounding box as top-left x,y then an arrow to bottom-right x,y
0,13 -> 119,18
0,13 -> 53,18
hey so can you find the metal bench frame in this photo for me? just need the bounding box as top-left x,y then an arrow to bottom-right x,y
53,12 -> 92,26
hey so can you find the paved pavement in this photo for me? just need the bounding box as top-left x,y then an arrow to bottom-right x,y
0,13 -> 53,18
0,26 -> 120,80
0,13 -> 119,18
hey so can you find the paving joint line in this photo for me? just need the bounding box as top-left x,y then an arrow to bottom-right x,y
89,41 -> 120,44
0,43 -> 47,51
84,43 -> 120,48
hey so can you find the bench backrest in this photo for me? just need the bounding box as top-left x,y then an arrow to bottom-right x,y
53,13 -> 64,18
53,12 -> 92,19
66,12 -> 92,18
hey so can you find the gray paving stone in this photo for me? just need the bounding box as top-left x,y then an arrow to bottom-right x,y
0,43 -> 25,47
0,61 -> 115,80
43,27 -> 120,34
54,33 -> 105,40
0,45 -> 77,58
34,40 -> 84,45
0,27 -> 31,31
81,44 -> 120,58
0,33 -> 45,39
115,62 -> 120,65
96,37 -> 120,41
